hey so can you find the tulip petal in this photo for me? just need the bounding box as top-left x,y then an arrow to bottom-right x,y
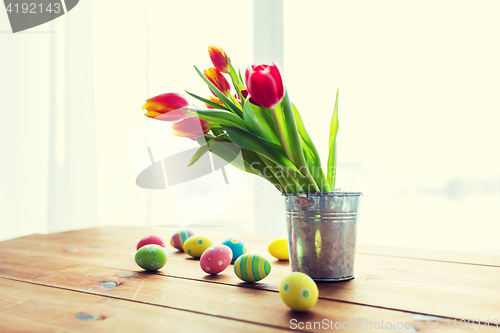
208,45 -> 230,74
147,109 -> 188,121
142,93 -> 190,121
204,67 -> 231,96
172,116 -> 212,139
195,66 -> 243,118
245,63 -> 284,109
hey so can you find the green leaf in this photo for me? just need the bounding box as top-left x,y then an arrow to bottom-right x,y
292,103 -> 322,167
238,68 -> 244,85
227,61 -> 245,103
227,60 -> 241,85
242,101 -> 280,146
188,142 -> 210,167
259,155 -> 298,193
194,66 -> 243,118
222,125 -> 306,180
210,128 -> 225,138
188,108 -> 248,130
234,83 -> 247,104
186,90 -> 229,111
280,92 -> 319,192
242,101 -> 271,140
292,103 -> 329,191
250,104 -> 280,144
229,94 -> 242,110
235,83 -> 246,93
301,137 -> 330,192
208,141 -> 284,192
270,103 -> 293,160
327,89 -> 339,189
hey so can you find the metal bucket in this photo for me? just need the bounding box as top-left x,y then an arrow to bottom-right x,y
284,192 -> 362,281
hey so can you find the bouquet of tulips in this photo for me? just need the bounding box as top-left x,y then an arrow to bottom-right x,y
142,46 -> 339,194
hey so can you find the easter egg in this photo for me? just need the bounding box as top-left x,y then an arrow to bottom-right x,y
137,235 -> 165,250
183,235 -> 213,258
279,272 -> 318,311
268,238 -> 289,260
222,237 -> 247,262
135,244 -> 167,271
200,245 -> 233,275
234,253 -> 271,283
170,230 -> 194,252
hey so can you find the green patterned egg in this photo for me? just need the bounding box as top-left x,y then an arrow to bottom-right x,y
234,253 -> 271,283
135,244 -> 167,271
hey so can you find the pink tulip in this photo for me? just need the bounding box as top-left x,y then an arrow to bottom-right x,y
172,116 -> 212,139
245,63 -> 284,109
143,93 -> 189,121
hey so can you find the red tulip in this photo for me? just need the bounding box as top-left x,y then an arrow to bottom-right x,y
204,67 -> 231,97
172,116 -> 212,139
143,93 -> 189,121
245,63 -> 284,109
205,96 -> 224,109
208,45 -> 230,74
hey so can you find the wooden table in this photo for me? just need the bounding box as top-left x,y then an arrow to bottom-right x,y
0,226 -> 499,332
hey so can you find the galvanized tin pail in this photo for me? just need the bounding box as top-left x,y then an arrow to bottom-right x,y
284,192 -> 362,281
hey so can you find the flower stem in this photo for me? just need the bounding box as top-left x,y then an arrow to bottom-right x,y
271,107 -> 294,163
260,156 -> 297,192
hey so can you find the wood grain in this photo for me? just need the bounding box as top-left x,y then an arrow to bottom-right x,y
1,228 -> 499,322
37,226 -> 500,266
357,244 -> 500,267
0,254 -> 476,332
0,278 -> 288,333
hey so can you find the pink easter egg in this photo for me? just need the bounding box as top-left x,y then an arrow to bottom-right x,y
137,235 -> 165,250
200,245 -> 233,275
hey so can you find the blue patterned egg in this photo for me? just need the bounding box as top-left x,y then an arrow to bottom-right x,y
234,253 -> 271,283
222,237 -> 247,262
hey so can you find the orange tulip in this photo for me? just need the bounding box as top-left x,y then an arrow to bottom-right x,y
172,116 -> 212,139
204,67 -> 231,97
208,45 -> 230,74
143,93 -> 189,121
205,96 -> 224,109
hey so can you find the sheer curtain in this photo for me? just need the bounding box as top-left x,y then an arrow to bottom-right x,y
0,0 -> 152,240
0,0 -> 263,241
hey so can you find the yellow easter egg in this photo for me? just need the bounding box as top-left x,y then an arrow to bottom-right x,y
268,238 -> 289,260
182,235 -> 212,258
279,272 -> 318,311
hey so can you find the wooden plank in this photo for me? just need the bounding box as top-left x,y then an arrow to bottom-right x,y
0,278 -> 288,333
1,228 -> 499,322
357,244 -> 500,267
38,226 -> 500,267
0,254 -> 474,332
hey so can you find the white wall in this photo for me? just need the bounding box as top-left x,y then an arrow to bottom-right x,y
283,0 -> 500,253
1,0 -> 499,254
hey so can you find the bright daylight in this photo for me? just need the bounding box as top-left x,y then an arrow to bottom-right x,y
1,0 -> 499,331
